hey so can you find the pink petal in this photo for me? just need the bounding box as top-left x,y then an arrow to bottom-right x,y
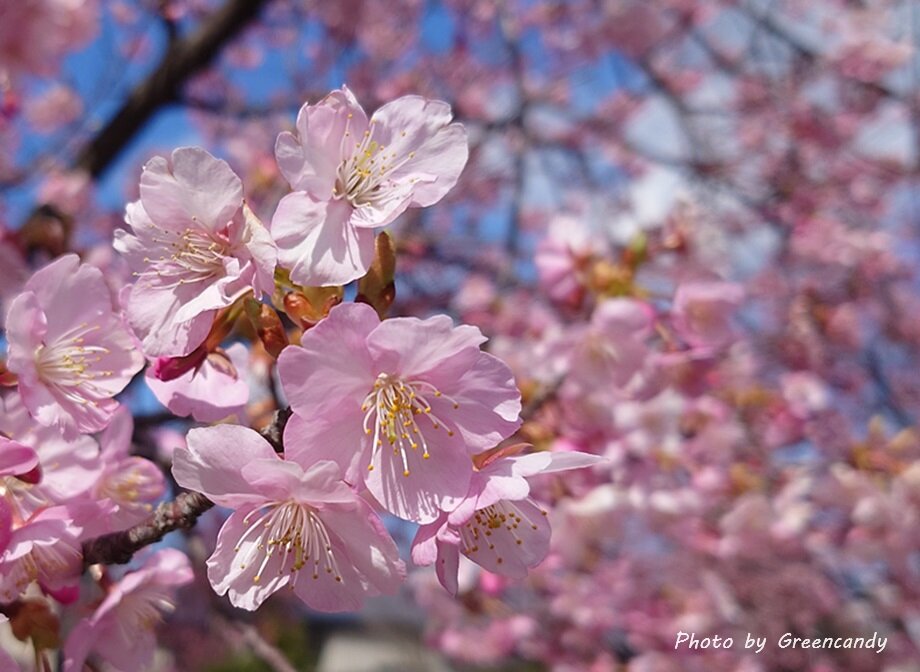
293,460 -> 359,504
145,343 -> 249,422
278,302 -> 377,417
140,147 -> 242,232
511,451 -> 607,476
282,411 -> 368,484
0,437 -> 39,476
410,518 -> 444,566
271,192 -> 375,286
462,499 -> 551,579
366,313 -> 486,382
25,256 -> 112,341
5,290 -> 48,383
276,88 -> 367,194
172,426 -> 278,507
291,548 -> 365,613
435,538 -> 461,596
240,457 -> 307,501
437,352 -> 522,452
127,272 -> 215,357
238,203 -> 278,296
366,432 -> 473,524
369,95 -> 468,207
99,405 -> 134,459
207,507 -> 290,611
0,501 -> 11,553
319,503 -> 405,596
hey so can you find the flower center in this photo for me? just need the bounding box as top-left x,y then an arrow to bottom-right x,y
361,373 -> 459,477
98,459 -> 161,510
144,225 -> 231,288
235,501 -> 342,587
459,500 -> 546,566
333,121 -> 416,207
35,321 -> 113,403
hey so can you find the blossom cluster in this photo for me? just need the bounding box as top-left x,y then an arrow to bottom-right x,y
0,89 -> 599,670
4,1 -> 920,670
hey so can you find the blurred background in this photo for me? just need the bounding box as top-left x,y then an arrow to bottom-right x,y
2,0 -> 920,670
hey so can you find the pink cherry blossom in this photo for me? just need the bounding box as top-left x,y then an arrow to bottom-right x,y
411,449 -> 604,595
36,169 -> 91,216
570,298 -> 657,389
671,281 -> 744,350
280,302 -> 522,523
172,424 -> 405,612
91,407 -> 165,533
0,437 -> 39,480
25,84 -> 83,133
114,147 -> 276,357
62,548 -> 193,672
271,87 -> 468,286
4,254 -> 144,438
145,342 -> 250,422
0,390 -> 102,522
0,504 -> 86,602
535,215 -> 608,306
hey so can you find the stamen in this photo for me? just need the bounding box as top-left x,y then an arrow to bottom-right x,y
459,501 -> 537,565
332,128 -> 420,208
235,501 -> 343,588
360,373 -> 459,475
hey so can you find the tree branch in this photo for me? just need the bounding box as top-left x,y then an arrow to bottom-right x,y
76,0 -> 272,178
82,491 -> 214,567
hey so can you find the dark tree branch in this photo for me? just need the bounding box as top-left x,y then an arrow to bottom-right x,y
76,0 -> 272,178
82,491 -> 214,567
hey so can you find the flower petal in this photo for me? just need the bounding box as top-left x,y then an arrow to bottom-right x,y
140,147 -> 242,232
172,426 -> 277,507
271,192 -> 374,286
366,313 -> 486,382
366,433 -> 473,524
279,302 -> 378,417
276,88 -> 367,194
207,507 -> 289,611
282,412 -> 368,485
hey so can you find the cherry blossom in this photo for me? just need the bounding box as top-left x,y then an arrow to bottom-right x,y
114,147 -> 276,357
1,1 -> 919,666
4,254 -> 144,438
412,447 -> 604,594
0,0 -> 98,81
91,408 -> 165,532
0,390 -> 102,522
271,87 -> 468,286
172,424 -> 405,611
0,437 -> 38,551
535,215 -> 609,307
280,302 -> 521,523
671,281 -> 744,350
0,504 -> 87,602
62,548 -> 193,672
